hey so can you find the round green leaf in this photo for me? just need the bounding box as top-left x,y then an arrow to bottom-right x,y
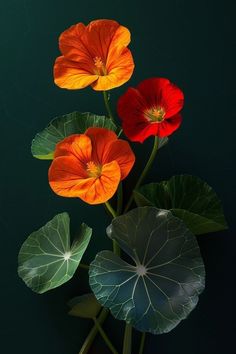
31,112 -> 117,159
89,207 -> 205,334
68,293 -> 101,318
18,213 -> 92,293
134,175 -> 228,235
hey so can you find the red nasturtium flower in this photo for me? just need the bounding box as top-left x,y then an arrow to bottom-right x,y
117,78 -> 184,143
48,128 -> 135,205
54,19 -> 134,91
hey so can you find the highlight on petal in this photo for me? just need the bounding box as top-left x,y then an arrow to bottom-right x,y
117,77 -> 184,142
54,19 -> 135,91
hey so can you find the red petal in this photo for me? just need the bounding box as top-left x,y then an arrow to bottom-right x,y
158,113 -> 182,137
137,78 -> 184,118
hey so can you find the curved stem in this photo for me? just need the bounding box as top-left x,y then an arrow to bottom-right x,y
79,308 -> 109,354
138,332 -> 146,354
124,136 -> 159,213
122,323 -> 132,354
93,317 -> 119,354
103,91 -> 114,122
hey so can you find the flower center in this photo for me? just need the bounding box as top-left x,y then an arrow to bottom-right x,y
86,161 -> 102,178
145,106 -> 165,123
93,56 -> 107,75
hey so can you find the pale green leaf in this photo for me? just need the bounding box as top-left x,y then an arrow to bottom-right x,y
18,213 -> 92,293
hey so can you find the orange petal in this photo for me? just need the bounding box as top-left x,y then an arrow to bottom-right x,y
54,134 -> 92,163
78,160 -> 121,204
54,56 -> 98,89
90,25 -> 135,91
92,48 -> 134,91
49,157 -> 120,204
107,25 -> 131,63
104,139 -> 135,180
85,127 -> 117,164
48,155 -> 89,197
82,20 -> 120,61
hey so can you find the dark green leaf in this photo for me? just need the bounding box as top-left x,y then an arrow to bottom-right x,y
134,175 -> 228,235
68,293 -> 101,318
31,112 -> 117,159
89,207 -> 205,334
18,213 -> 92,293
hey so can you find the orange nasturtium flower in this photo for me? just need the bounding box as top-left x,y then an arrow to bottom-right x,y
54,19 -> 135,91
48,128 -> 135,205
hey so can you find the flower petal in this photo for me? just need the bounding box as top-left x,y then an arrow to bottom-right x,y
49,158 -> 121,204
122,121 -> 158,143
54,134 -> 92,163
54,56 -> 98,89
104,140 -> 135,179
48,155 -> 89,197
85,127 -> 117,164
137,78 -> 184,118
158,114 -> 182,137
92,48 -> 134,91
79,160 -> 121,204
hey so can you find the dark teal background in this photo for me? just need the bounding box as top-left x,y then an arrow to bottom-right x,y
1,0 -> 235,353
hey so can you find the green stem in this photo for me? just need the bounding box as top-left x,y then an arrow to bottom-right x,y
124,136 -> 159,213
93,317 -> 119,354
79,263 -> 89,270
105,201 -> 121,256
117,182 -> 123,215
105,201 -> 117,218
122,323 -> 132,354
103,91 -> 114,122
138,332 -> 146,354
78,308 -> 109,354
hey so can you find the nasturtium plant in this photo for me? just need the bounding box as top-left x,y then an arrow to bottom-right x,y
68,293 -> 101,318
31,112 -> 117,159
18,213 -> 92,293
89,207 -> 205,334
134,175 -> 228,235
18,18 -> 227,354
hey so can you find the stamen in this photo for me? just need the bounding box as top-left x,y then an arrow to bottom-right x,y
93,56 -> 104,68
145,106 -> 165,123
86,161 -> 102,178
93,56 -> 107,75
